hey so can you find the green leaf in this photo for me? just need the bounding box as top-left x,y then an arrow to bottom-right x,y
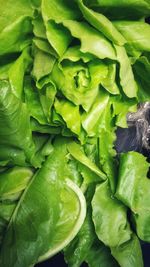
0,16 -> 33,55
54,98 -> 81,136
86,241 -> 119,267
114,21 -> 150,53
116,152 -> 150,242
0,139 -> 86,267
85,0 -> 150,20
64,209 -> 95,267
67,159 -> 83,187
0,202 -> 16,245
112,96 -> 137,128
39,82 -> 56,122
0,1 -> 149,266
133,55 -> 150,102
61,45 -> 95,63
65,184 -> 119,267
77,0 -> 126,46
115,45 -> 137,98
64,183 -> 96,267
42,0 -> 81,22
0,203 -> 16,225
95,98 -> 117,192
32,14 -> 47,39
41,0 -> 80,56
51,59 -> 100,111
8,47 -> 32,99
31,118 -> 61,135
31,134 -> 54,168
82,89 -> 109,136
39,178 -> 86,262
63,20 -> 116,60
111,234 -> 143,267
0,146 -> 27,167
102,63 -> 120,95
0,0 -> 33,32
0,167 -> 33,202
78,164 -> 100,187
32,47 -> 56,83
92,180 -> 131,247
45,21 -> 72,57
67,141 -> 106,180
0,62 -> 13,80
24,77 -> 47,125
33,38 -> 58,57
0,80 -> 35,164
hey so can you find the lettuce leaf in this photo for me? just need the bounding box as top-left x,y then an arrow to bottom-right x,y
116,152 -> 150,242
0,1 -> 150,266
0,80 -> 35,165
0,139 -> 86,267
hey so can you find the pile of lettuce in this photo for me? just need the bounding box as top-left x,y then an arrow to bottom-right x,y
0,0 -> 150,267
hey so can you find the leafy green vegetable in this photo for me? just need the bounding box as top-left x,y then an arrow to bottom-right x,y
9,47 -> 32,98
0,17 -> 33,55
84,0 -> 150,20
67,141 -> 106,180
82,89 -> 109,136
115,45 -> 137,98
86,241 -> 119,267
111,234 -> 143,267
77,0 -> 126,46
92,180 -> 131,247
0,0 -> 33,32
54,98 -> 81,135
65,185 -> 119,267
0,80 -> 35,165
133,55 -> 150,102
64,189 -> 95,267
0,139 -> 86,267
32,46 -> 56,84
0,167 -> 33,201
0,0 -> 150,266
0,202 -> 16,245
63,20 -> 116,60
116,152 -> 150,242
114,21 -> 150,53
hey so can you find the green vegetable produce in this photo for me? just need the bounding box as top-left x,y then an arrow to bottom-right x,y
0,0 -> 150,267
